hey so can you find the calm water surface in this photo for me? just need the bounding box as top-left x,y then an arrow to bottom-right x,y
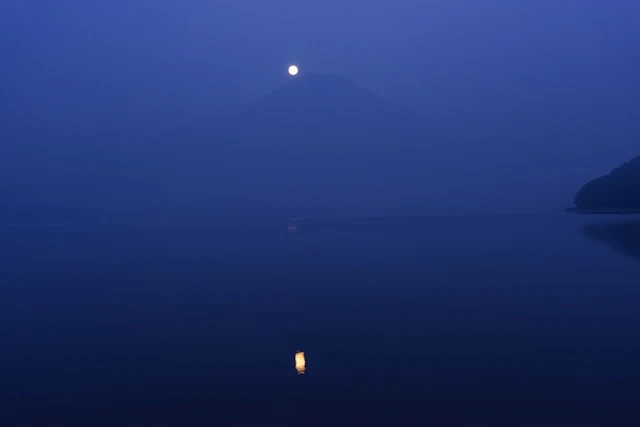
2,215 -> 640,426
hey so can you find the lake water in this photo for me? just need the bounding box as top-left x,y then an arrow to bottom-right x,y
2,215 -> 640,426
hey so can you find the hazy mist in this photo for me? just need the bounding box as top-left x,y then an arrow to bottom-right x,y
3,1 -> 640,217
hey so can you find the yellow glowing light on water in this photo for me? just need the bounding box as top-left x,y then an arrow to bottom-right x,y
288,65 -> 299,76
295,351 -> 306,374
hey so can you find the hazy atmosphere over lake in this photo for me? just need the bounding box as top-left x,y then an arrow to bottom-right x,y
3,1 -> 640,215
2,2 -> 640,426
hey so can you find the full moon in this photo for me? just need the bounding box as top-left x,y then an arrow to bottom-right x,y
288,65 -> 299,76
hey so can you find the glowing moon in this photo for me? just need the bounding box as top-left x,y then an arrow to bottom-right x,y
288,65 -> 299,76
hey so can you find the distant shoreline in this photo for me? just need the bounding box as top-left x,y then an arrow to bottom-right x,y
565,208 -> 640,215
0,223 -> 69,227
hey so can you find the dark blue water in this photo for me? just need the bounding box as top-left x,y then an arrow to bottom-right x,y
2,215 -> 640,426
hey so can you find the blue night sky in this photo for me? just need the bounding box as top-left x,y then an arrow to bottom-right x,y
2,1 -> 640,213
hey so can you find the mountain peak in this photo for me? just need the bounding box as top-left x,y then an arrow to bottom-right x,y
287,72 -> 362,89
243,73 -> 397,116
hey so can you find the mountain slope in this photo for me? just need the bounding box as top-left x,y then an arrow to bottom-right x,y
226,73 -> 422,143
3,74 -> 457,219
204,73 -> 448,214
242,74 -> 403,118
573,155 -> 640,210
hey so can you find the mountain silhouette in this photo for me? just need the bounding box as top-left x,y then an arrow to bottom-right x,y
224,73 -> 422,142
205,73 -> 448,215
4,74 -> 457,220
573,155 -> 640,211
242,73 -> 405,121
